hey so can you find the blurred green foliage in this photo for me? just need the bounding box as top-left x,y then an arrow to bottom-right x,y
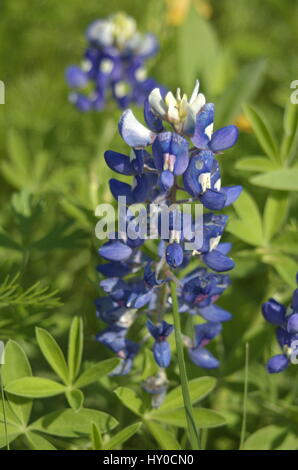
0,0 -> 298,450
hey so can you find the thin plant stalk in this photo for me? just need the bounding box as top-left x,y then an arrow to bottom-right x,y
170,280 -> 200,450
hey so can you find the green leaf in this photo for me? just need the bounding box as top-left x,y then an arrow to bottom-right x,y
244,104 -> 279,161
105,422 -> 141,450
0,421 -> 20,448
272,230 -> 298,255
145,421 -> 181,450
178,8 -> 219,94
114,387 -> 143,417
268,255 -> 297,288
68,316 -> 83,383
31,408 -> 118,437
5,377 -> 66,398
150,407 -> 226,429
216,60 -> 266,127
242,425 -> 295,450
91,422 -> 102,450
36,327 -> 69,384
2,340 -> 32,425
65,389 -> 84,412
235,156 -> 279,172
25,431 -> 56,450
227,190 -> 263,246
250,168 -> 298,191
75,358 -> 120,388
159,377 -> 216,411
281,100 -> 298,162
263,192 -> 289,241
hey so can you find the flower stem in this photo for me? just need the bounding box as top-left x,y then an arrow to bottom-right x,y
170,280 -> 200,450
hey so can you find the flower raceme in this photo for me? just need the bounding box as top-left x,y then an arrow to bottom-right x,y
95,80 -> 242,402
65,13 -> 161,111
262,274 -> 298,373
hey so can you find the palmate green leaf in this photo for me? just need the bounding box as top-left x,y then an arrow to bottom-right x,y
242,425 -> 297,450
159,377 -> 216,411
227,190 -> 263,246
272,230 -> 298,255
25,431 -> 56,450
263,192 -> 289,241
91,422 -> 103,450
281,100 -> 298,163
68,316 -> 83,383
36,327 -> 69,384
2,340 -> 32,425
31,408 -> 118,437
235,156 -> 280,172
0,421 -> 21,448
75,358 -> 120,388
150,407 -> 226,429
5,377 -> 66,398
65,389 -> 84,412
244,104 -> 279,162
114,387 -> 144,417
145,421 -> 181,451
216,60 -> 266,127
268,255 -> 297,288
105,422 -> 141,450
250,168 -> 298,191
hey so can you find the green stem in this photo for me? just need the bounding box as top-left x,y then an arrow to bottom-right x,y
239,342 -> 249,450
0,366 -> 9,450
170,280 -> 200,450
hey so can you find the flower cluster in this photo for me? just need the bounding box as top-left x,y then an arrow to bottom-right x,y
65,13 -> 161,111
262,274 -> 298,373
95,80 -> 242,397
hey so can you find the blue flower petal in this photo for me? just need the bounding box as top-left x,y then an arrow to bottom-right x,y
160,170 -> 174,192
199,304 -> 232,322
200,189 -> 226,210
191,103 -> 214,149
221,185 -> 242,207
292,288 -> 298,311
104,151 -> 135,175
188,347 -> 219,369
153,341 -> 171,368
287,313 -> 298,334
183,150 -> 214,197
216,242 -> 232,255
166,242 -> 184,269
262,299 -> 286,325
144,97 -> 164,132
65,66 -> 89,88
267,354 -> 289,373
109,178 -> 134,204
203,250 -> 235,272
96,262 -> 131,277
99,240 -> 133,261
209,125 -> 238,152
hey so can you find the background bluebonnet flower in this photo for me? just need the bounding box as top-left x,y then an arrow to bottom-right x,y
263,273 -> 298,373
66,12 -> 161,111
96,80 -> 241,393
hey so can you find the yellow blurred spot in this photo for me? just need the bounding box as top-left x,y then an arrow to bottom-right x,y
165,0 -> 191,26
194,0 -> 213,19
234,113 -> 252,132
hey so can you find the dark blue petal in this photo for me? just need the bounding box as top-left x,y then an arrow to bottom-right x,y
262,299 -> 286,325
267,354 -> 289,373
109,178 -> 134,204
194,321 -> 222,346
166,242 -> 184,269
199,304 -> 232,322
188,347 -> 219,369
96,261 -> 131,277
171,134 -> 189,175
200,189 -> 226,210
70,93 -> 92,112
191,103 -> 214,149
153,341 -> 171,368
104,151 -> 135,175
144,97 -> 163,132
96,325 -> 127,353
287,313 -> 298,334
276,327 -> 291,348
99,240 -> 133,261
132,174 -> 150,202
292,288 -> 298,311
147,320 -> 159,340
65,66 -> 88,88
203,250 -> 235,272
209,125 -> 238,152
127,290 -> 152,308
221,185 -> 242,207
183,150 -> 214,198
